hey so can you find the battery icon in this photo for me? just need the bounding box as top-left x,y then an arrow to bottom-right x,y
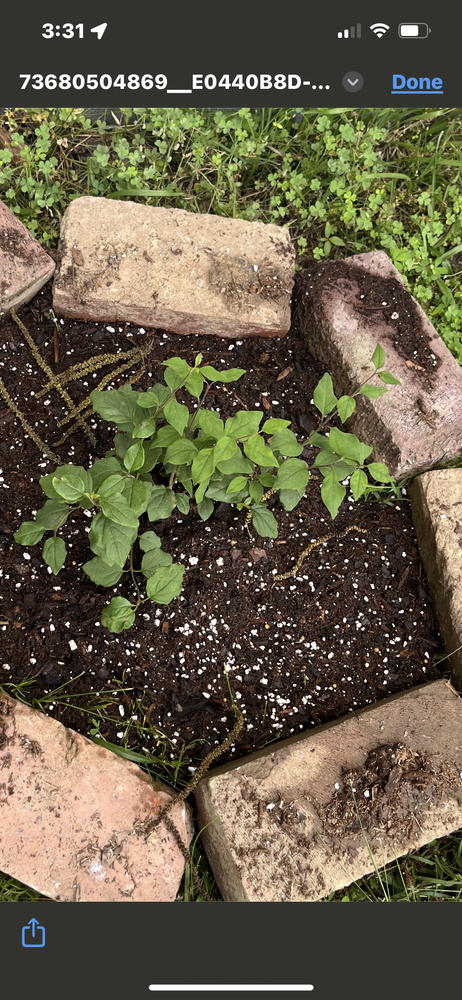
399,23 -> 430,38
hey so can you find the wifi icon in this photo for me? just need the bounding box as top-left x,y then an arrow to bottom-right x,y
370,22 -> 390,38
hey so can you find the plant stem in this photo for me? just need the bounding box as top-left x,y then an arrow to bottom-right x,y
129,545 -> 142,610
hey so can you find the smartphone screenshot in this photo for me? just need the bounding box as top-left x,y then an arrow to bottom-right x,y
0,3 -> 460,997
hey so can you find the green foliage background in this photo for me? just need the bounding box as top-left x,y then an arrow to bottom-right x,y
1,107 -> 461,361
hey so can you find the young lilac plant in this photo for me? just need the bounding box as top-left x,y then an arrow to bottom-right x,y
14,346 -> 399,633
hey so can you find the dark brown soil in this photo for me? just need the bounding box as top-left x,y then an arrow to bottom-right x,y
293,260 -> 441,388
0,283 -> 441,766
319,742 -> 461,844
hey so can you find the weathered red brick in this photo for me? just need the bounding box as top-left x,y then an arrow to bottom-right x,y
0,693 -> 192,901
0,201 -> 55,316
410,469 -> 462,686
195,681 -> 462,901
52,197 -> 294,337
293,251 -> 462,478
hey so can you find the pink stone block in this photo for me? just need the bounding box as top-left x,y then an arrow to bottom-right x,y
0,201 -> 55,316
0,693 -> 192,901
294,252 -> 462,477
53,197 -> 294,338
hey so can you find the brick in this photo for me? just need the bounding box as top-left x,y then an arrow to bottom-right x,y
0,201 -> 55,317
53,197 -> 294,338
410,470 -> 462,686
195,681 -> 462,901
293,251 -> 462,478
0,693 -> 192,901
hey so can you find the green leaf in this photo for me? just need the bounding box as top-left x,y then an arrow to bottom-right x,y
321,472 -> 346,519
371,344 -> 385,370
146,563 -> 185,604
163,398 -> 189,435
359,385 -> 388,399
224,411 -> 262,440
196,409 -> 224,440
123,442 -> 145,473
197,498 -> 214,521
367,462 -> 392,483
141,548 -> 173,575
164,439 -> 198,466
226,475 -> 248,493
113,432 -> 132,461
314,449 -> 338,470
200,365 -> 245,383
39,473 -> 62,500
261,418 -> 291,433
162,357 -> 191,377
14,521 -> 46,545
249,481 -> 264,503
243,434 -> 277,467
216,451 -> 253,476
313,373 -> 337,417
279,488 -> 305,511
250,505 -> 278,539
52,467 -> 92,502
306,432 -> 329,450
35,500 -> 70,531
43,536 -> 66,575
184,370 -> 204,398
139,531 -> 161,552
336,395 -> 356,424
147,486 -> 176,521
91,385 -> 143,432
378,371 -> 401,385
122,478 -> 151,516
98,474 -> 126,498
101,597 -> 135,633
275,458 -> 310,492
328,427 -> 372,464
82,557 -> 123,587
176,492 -> 190,515
89,513 -> 136,566
164,368 -> 187,392
195,480 -> 210,504
270,428 -> 303,457
258,473 -> 275,488
350,468 -> 368,500
90,456 -> 124,490
140,441 -> 162,473
136,385 -> 170,409
132,416 -> 157,439
151,425 -> 180,448
191,447 -> 216,484
214,436 -> 239,463
100,495 -> 139,528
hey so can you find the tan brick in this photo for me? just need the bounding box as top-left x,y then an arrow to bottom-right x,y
53,197 -> 294,338
410,470 -> 462,686
0,693 -> 192,901
293,251 -> 462,478
195,681 -> 462,901
0,201 -> 55,316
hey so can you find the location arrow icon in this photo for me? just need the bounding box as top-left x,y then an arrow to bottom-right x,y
90,23 -> 108,40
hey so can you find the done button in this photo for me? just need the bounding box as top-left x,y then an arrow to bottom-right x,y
392,74 -> 443,94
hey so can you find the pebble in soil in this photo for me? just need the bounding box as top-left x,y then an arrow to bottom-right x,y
0,285 -> 441,764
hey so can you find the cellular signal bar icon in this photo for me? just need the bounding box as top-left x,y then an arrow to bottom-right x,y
338,23 -> 362,39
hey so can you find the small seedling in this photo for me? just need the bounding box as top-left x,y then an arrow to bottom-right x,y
14,346 -> 399,633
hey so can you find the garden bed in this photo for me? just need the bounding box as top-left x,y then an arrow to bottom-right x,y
0,283 -> 441,763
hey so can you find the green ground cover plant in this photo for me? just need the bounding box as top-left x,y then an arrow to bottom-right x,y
14,347 -> 397,633
1,107 -> 461,361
